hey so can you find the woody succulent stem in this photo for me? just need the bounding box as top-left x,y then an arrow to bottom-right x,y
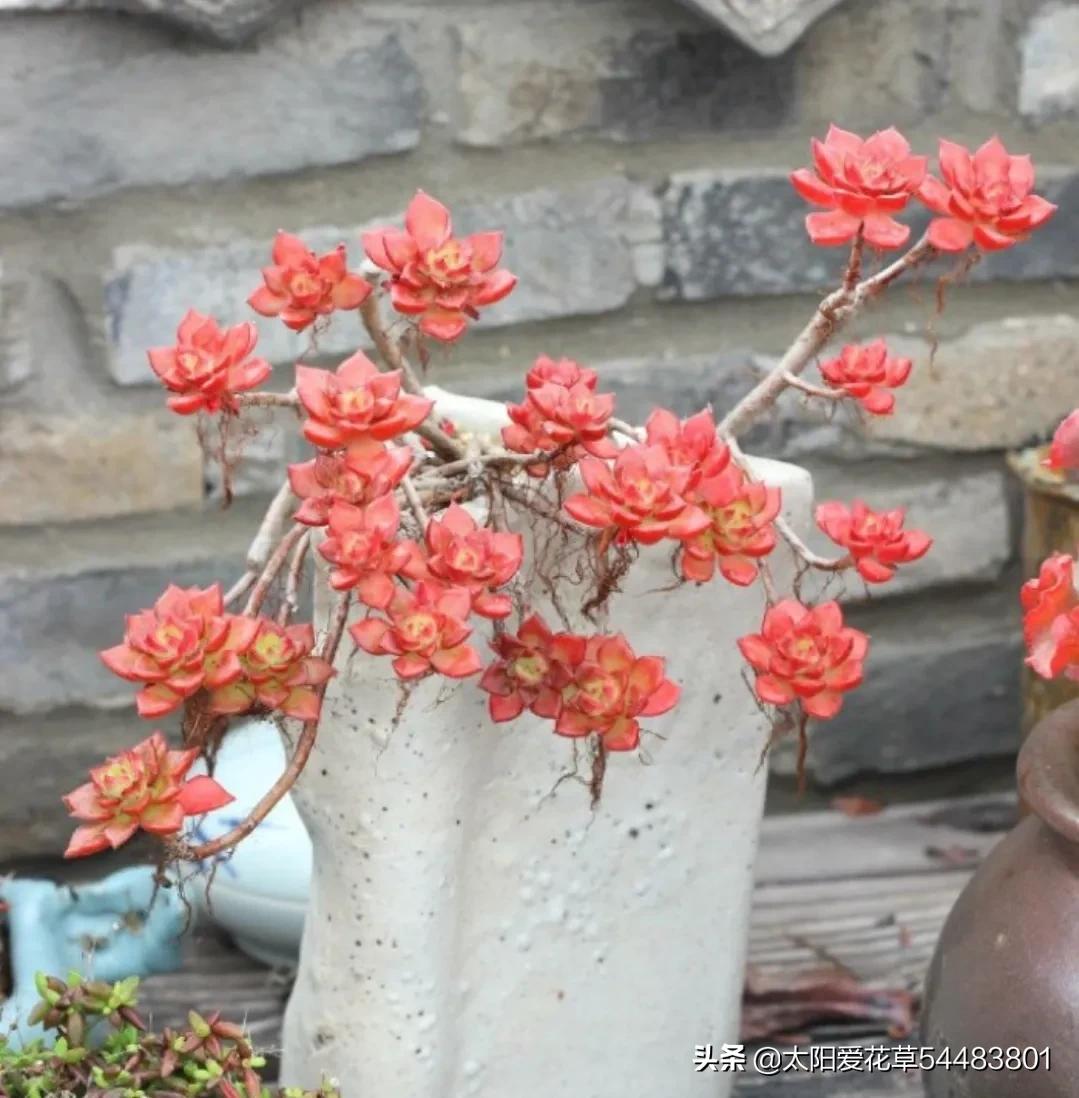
184,591 -> 353,861
360,293 -> 464,461
224,479 -> 297,607
718,234 -> 935,440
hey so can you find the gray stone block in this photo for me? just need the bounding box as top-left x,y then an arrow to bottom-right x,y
0,706 -> 151,860
0,12 -> 421,209
1,0 -> 315,46
104,178 -> 656,383
454,1 -> 792,147
0,503 -> 260,714
1019,2 -> 1079,122
793,0 -> 949,126
862,314 -> 1079,453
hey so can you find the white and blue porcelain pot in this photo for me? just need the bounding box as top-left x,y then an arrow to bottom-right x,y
187,718 -> 313,968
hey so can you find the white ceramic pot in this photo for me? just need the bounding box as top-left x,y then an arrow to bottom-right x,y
281,391 -> 812,1098
187,719 -> 313,968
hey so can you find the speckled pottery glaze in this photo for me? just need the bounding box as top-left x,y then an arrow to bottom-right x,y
922,699 -> 1079,1098
281,390 -> 814,1098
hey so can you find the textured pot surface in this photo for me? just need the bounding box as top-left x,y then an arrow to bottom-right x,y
922,698 -> 1079,1097
281,392 -> 814,1097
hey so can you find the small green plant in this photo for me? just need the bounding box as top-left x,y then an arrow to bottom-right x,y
0,971 -> 338,1098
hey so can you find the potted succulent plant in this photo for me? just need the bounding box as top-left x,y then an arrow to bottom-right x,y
55,127 -> 1055,1097
0,972 -> 337,1097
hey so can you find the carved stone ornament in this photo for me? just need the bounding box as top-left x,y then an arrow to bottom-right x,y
674,0 -> 850,56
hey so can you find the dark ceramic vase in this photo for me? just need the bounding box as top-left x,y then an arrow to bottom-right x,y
921,699 -> 1079,1097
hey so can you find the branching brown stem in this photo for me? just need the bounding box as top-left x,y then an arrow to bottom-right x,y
413,448 -> 552,482
400,473 -> 430,530
234,390 -> 298,409
360,294 -> 426,397
719,234 -> 936,440
243,523 -> 307,617
224,480 -> 297,608
783,373 -> 846,401
775,515 -> 851,572
183,591 -> 353,861
278,531 -> 311,626
360,294 -> 465,462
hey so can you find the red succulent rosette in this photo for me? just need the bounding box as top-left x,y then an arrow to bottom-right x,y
63,731 -> 233,858
564,444 -> 710,547
1045,410 -> 1079,475
1022,553 -> 1079,679
288,439 -> 413,527
644,407 -> 731,482
680,466 -> 781,586
815,500 -> 931,584
410,503 -> 524,619
207,620 -> 335,722
248,231 -> 371,332
555,634 -> 680,752
919,137 -> 1056,252
818,339 -> 912,415
479,613 -> 583,722
738,599 -> 868,720
99,584 -> 257,719
296,351 -> 434,449
350,582 -> 482,680
319,494 -> 418,609
363,191 -> 517,342
790,125 -> 927,249
147,310 -> 270,415
524,355 -> 599,392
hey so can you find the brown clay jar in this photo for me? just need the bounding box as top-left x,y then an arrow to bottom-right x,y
922,699 -> 1079,1097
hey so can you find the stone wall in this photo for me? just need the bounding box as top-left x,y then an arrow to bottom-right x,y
2,0 -> 1077,858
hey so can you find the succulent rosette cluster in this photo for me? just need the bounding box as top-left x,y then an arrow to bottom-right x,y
503,355 -> 619,475
479,616 -> 679,752
68,130 -> 1059,863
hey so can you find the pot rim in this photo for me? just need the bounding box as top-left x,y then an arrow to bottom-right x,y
1018,698 -> 1079,844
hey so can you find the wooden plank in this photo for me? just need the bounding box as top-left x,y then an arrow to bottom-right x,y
753,794 -> 1014,884
733,1068 -> 922,1096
